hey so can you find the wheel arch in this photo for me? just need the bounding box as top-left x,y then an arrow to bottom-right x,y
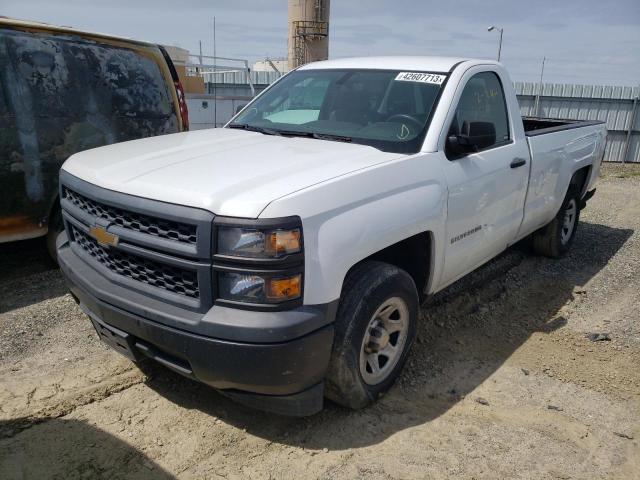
570,165 -> 591,198
341,230 -> 434,303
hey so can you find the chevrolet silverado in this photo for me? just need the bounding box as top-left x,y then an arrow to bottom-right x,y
57,57 -> 606,416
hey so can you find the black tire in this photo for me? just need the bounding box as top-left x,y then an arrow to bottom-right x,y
532,185 -> 581,258
46,208 -> 64,265
325,261 -> 418,409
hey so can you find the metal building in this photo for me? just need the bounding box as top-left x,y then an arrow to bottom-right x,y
515,82 -> 640,163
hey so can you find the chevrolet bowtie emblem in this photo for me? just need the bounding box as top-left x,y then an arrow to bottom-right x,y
88,225 -> 119,247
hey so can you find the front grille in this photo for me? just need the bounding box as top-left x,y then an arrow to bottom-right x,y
63,187 -> 197,245
71,225 -> 200,299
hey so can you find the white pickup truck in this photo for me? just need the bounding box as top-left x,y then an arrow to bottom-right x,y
57,56 -> 606,416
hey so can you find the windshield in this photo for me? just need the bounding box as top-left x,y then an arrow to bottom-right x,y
229,69 -> 446,154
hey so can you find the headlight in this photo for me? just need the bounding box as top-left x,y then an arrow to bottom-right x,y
218,272 -> 302,303
218,227 -> 301,258
214,217 -> 304,307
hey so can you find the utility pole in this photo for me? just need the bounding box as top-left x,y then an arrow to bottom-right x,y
622,88 -> 638,163
534,56 -> 546,117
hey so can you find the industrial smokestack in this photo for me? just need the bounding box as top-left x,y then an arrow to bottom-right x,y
287,0 -> 330,70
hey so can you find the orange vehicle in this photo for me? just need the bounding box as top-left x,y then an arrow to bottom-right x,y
0,17 -> 188,258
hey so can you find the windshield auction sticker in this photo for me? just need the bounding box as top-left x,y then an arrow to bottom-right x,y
395,72 -> 446,85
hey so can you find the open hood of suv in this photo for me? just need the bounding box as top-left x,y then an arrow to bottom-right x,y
62,128 -> 399,218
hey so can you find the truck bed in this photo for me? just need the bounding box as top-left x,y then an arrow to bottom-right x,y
518,117 -> 606,238
523,117 -> 605,137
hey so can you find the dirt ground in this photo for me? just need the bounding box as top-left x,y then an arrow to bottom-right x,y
1,163 -> 639,479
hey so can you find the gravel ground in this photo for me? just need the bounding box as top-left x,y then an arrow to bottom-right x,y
0,163 -> 639,479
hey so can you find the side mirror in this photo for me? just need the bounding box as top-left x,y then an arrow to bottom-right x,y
447,121 -> 496,157
446,134 -> 470,156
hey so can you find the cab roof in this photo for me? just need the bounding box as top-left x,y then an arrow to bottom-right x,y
298,56 -> 497,73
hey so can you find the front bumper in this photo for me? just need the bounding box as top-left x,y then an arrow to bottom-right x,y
58,233 -> 335,416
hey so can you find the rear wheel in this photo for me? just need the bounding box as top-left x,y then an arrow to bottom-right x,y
325,261 -> 418,409
532,185 -> 580,258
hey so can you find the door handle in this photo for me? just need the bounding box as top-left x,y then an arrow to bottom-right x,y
510,158 -> 527,168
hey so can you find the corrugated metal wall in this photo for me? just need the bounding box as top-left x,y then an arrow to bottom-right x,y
193,77 -> 640,163
515,82 -> 640,163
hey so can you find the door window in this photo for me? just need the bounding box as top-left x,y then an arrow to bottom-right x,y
449,71 -> 510,148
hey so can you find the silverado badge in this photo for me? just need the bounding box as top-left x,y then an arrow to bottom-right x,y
88,225 -> 119,247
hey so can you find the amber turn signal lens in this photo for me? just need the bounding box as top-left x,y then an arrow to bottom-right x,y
265,274 -> 301,301
266,229 -> 301,256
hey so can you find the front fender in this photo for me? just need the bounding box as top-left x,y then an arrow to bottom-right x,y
260,153 -> 448,305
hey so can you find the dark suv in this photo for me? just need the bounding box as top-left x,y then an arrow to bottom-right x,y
0,17 -> 189,258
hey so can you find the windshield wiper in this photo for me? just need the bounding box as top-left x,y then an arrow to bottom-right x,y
312,133 -> 352,143
228,124 -> 352,143
271,130 -> 352,143
227,123 -> 282,136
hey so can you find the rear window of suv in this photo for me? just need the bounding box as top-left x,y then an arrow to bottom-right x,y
0,26 -> 180,214
0,28 -> 179,137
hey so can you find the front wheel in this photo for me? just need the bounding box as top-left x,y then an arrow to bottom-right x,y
325,261 -> 418,409
532,186 -> 581,258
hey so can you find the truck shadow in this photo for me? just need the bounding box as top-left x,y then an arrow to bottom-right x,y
141,220 -> 633,451
0,418 -> 175,479
0,237 -> 65,314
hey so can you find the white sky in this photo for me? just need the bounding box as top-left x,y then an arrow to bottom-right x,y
3,0 -> 640,86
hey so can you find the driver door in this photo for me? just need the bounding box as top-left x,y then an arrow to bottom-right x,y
438,69 -> 529,287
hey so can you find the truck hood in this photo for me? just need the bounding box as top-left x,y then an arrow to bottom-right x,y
62,128 -> 399,218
